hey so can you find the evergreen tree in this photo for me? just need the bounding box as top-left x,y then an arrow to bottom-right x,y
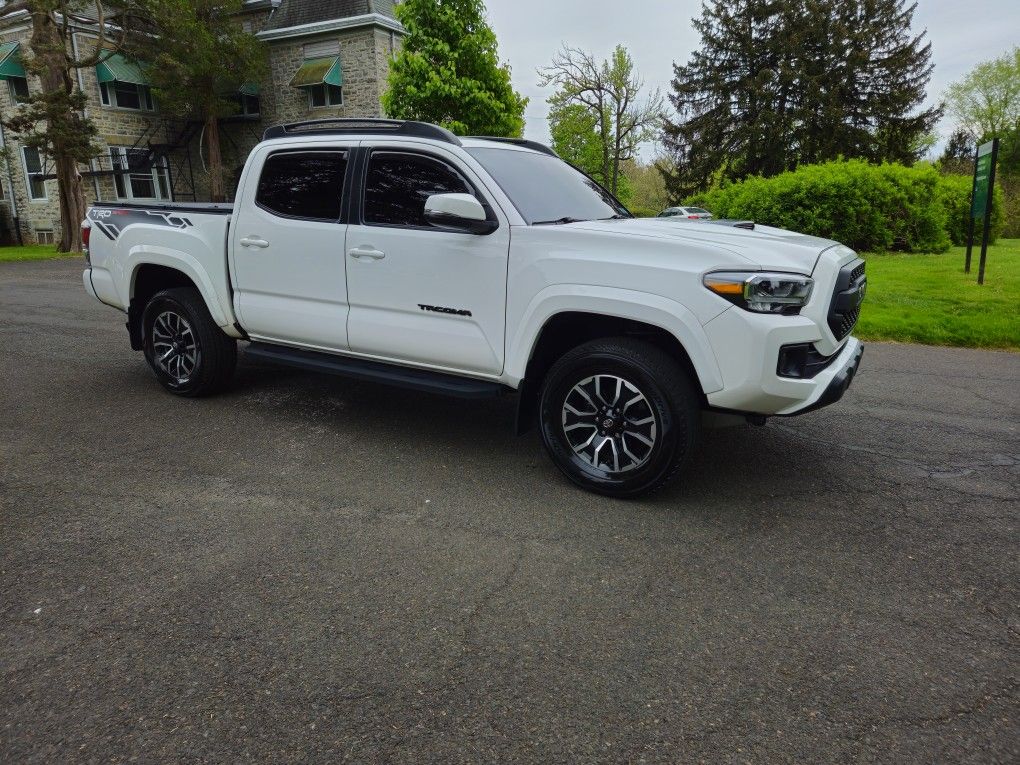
383,0 -> 526,137
939,129 -> 974,175
662,0 -> 940,199
141,0 -> 267,202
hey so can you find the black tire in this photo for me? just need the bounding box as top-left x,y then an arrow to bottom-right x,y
538,337 -> 700,498
141,287 -> 237,397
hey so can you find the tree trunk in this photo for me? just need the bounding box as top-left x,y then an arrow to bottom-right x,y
30,9 -> 86,252
205,113 -> 224,202
54,153 -> 85,252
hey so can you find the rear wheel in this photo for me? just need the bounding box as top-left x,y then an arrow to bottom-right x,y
141,287 -> 236,397
538,338 -> 700,497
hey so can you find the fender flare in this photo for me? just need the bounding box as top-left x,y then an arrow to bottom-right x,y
506,285 -> 725,394
124,246 -> 236,330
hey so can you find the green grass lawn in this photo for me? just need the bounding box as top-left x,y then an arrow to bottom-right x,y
857,239 -> 1019,350
0,244 -> 78,262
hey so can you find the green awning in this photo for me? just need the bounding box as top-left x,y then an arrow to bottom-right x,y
0,41 -> 26,79
289,56 -> 342,88
95,53 -> 148,86
239,82 -> 260,97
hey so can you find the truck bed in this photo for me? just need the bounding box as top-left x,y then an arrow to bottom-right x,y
90,200 -> 234,214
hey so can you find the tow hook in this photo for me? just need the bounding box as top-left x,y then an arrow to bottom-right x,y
746,414 -> 768,427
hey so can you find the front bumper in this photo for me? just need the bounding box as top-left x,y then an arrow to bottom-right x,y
779,342 -> 863,416
702,300 -> 865,415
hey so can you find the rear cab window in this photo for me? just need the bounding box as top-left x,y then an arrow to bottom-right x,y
255,150 -> 348,221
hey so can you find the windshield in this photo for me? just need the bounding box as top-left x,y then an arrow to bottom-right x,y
466,147 -> 630,224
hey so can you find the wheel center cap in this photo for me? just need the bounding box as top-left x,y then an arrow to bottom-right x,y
602,416 -> 616,430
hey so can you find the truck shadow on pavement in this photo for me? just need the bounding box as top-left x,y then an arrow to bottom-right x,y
228,357 -> 847,514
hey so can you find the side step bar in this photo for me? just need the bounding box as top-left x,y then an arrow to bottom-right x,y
244,342 -> 506,399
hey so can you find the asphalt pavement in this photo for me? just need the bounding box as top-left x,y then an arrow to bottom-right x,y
2,257 -> 1018,763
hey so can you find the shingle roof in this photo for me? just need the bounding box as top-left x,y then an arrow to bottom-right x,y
264,0 -> 398,31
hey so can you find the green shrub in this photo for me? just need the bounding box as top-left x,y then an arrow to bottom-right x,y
627,204 -> 661,218
936,174 -> 1004,246
684,159 -> 995,253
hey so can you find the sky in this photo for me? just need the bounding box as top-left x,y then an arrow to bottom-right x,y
482,0 -> 1020,159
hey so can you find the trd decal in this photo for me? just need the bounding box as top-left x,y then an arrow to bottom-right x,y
418,304 -> 472,317
87,208 -> 194,240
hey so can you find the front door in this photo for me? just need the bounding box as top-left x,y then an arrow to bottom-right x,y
345,147 -> 510,376
230,145 -> 351,350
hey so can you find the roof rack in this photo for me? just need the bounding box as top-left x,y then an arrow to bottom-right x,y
465,136 -> 559,157
262,118 -> 462,146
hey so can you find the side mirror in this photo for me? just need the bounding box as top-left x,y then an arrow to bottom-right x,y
424,193 -> 497,234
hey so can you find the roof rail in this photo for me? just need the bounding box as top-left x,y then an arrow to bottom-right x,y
262,118 -> 462,146
465,136 -> 559,158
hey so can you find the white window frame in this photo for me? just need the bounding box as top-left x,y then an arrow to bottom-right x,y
7,76 -> 30,104
307,83 -> 343,109
22,146 -> 47,201
110,147 -> 170,201
99,81 -> 155,112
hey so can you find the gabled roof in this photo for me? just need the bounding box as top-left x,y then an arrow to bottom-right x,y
264,0 -> 398,32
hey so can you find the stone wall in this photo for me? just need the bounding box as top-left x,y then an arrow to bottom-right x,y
264,28 -> 386,125
0,31 -> 62,244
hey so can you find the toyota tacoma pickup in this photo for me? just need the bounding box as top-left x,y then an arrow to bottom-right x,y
82,118 -> 866,497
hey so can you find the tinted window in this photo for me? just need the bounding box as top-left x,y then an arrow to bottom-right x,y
256,151 -> 347,220
364,152 -> 471,227
466,147 -> 628,224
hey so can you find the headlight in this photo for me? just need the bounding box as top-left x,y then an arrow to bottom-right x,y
703,271 -> 814,314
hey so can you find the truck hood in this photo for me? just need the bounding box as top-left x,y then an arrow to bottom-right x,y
569,218 -> 840,274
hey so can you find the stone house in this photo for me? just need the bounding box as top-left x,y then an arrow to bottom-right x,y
0,0 -> 403,245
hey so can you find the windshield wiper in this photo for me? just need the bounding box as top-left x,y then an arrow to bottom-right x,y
532,216 -> 588,225
600,213 -> 633,220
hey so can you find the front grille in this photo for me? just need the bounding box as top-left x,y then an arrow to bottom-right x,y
827,259 -> 866,340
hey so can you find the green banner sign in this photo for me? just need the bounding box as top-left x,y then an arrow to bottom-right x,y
971,141 -> 996,219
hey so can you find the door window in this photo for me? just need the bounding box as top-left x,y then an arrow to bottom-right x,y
363,152 -> 472,228
255,151 -> 347,221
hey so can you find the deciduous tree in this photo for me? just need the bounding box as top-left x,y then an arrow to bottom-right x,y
540,44 -> 663,197
383,0 -> 526,137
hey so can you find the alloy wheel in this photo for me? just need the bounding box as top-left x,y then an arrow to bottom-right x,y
560,374 -> 658,474
151,310 -> 198,384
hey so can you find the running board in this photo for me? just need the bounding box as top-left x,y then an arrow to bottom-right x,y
245,342 -> 506,399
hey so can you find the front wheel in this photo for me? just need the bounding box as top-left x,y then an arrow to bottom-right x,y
538,338 -> 700,497
141,287 -> 237,397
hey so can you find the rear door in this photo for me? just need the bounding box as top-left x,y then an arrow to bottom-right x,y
230,143 -> 353,350
344,144 -> 511,376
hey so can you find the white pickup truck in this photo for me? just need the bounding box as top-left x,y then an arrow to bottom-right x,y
82,118 -> 865,497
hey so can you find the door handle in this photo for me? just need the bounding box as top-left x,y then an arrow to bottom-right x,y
240,236 -> 270,249
348,246 -> 386,260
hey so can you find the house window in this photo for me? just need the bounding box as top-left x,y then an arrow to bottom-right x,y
8,76 -> 29,104
100,81 -> 155,111
308,83 -> 343,108
238,93 -> 260,116
22,147 -> 46,200
110,147 -> 170,200
36,229 -> 55,245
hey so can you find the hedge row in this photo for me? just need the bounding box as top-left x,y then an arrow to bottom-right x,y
685,160 -> 1003,253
